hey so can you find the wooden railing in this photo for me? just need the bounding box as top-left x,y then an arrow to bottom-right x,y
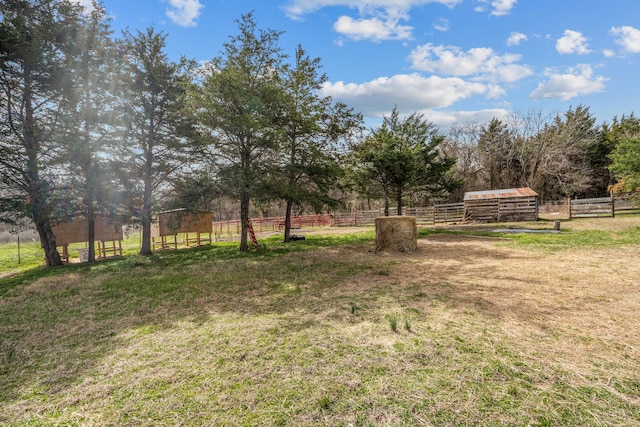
568,191 -> 640,219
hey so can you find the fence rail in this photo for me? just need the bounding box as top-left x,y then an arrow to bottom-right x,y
568,191 -> 640,219
336,203 -> 466,226
612,191 -> 640,213
212,214 -> 333,240
432,203 -> 466,224
206,191 -> 640,241
569,197 -> 614,218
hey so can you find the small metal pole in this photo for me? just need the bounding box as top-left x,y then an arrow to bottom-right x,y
17,231 -> 21,264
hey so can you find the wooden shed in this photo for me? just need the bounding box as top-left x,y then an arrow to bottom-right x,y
464,187 -> 538,222
51,214 -> 123,262
152,209 -> 213,250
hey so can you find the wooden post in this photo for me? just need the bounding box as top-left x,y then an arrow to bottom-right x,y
568,198 -> 572,220
611,192 -> 615,218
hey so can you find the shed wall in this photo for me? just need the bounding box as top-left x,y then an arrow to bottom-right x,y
52,215 -> 123,246
153,210 -> 213,237
464,196 -> 538,222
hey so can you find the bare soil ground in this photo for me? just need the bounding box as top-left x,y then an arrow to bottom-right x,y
360,218 -> 638,385
300,217 -> 640,388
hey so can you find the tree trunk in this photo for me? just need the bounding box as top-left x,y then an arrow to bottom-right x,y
24,75 -> 62,266
384,197 -> 389,216
139,171 -> 153,255
27,160 -> 62,266
283,200 -> 293,242
396,191 -> 403,216
140,204 -> 152,255
87,197 -> 96,262
239,190 -> 250,251
35,216 -> 62,267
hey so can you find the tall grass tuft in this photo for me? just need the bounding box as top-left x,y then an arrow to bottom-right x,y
387,314 -> 398,332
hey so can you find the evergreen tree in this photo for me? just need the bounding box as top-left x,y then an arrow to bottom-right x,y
478,118 -> 521,190
59,1 -> 118,262
0,0 -> 85,266
191,13 -> 286,251
120,28 -> 200,255
273,46 -> 362,242
351,108 -> 459,215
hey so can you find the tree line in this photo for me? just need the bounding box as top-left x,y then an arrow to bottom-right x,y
1,1 -> 639,267
444,108 -> 640,203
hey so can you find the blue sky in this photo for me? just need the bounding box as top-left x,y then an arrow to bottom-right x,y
79,0 -> 640,128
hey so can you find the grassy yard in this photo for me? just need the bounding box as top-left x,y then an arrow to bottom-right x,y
1,218 -> 639,426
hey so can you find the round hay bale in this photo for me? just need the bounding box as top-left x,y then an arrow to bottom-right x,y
375,216 -> 418,253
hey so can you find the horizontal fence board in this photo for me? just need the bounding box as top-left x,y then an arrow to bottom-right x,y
569,197 -> 614,218
612,192 -> 640,212
465,196 -> 538,222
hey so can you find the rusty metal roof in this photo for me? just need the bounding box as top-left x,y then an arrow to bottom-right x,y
464,187 -> 538,201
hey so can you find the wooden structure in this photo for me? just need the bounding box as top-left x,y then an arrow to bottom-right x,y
352,203 -> 466,226
431,203 -> 465,224
464,188 -> 538,222
611,191 -> 640,213
568,197 -> 614,218
51,215 -> 123,262
152,209 -> 213,250
568,191 -> 639,219
375,216 -> 418,253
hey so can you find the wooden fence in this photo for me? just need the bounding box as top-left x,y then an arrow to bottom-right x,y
409,203 -> 465,224
612,191 -> 640,213
568,197 -> 614,218
212,214 -> 332,240
568,191 -> 640,219
210,204 -> 467,240
336,203 -> 465,226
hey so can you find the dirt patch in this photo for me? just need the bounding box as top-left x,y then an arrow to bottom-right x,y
345,230 -> 640,371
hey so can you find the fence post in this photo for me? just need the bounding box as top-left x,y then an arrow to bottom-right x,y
611,192 -> 615,218
567,198 -> 572,220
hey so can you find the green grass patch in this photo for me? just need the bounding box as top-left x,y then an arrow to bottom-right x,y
496,225 -> 640,251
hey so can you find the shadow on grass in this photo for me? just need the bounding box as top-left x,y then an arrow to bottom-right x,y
5,223 -> 634,422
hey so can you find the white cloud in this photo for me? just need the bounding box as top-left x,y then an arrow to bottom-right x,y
165,0 -> 203,28
603,49 -> 616,58
430,108 -> 510,127
284,0 -> 462,19
491,0 -> 517,16
506,31 -> 527,46
556,30 -> 591,55
433,18 -> 450,32
409,44 -> 533,83
334,14 -> 413,41
474,0 -> 517,16
611,25 -> 640,53
530,64 -> 607,101
320,74 -> 510,128
319,73 -> 496,119
283,0 -> 462,41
